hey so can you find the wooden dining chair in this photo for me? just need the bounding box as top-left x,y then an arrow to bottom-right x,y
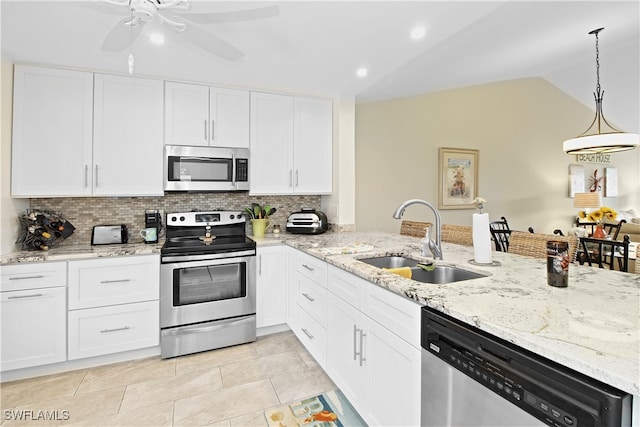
489,216 -> 511,252
577,235 -> 631,272
441,224 -> 473,246
508,231 -> 579,261
399,220 -> 432,238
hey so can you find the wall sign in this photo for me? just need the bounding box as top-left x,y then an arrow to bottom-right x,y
576,153 -> 612,164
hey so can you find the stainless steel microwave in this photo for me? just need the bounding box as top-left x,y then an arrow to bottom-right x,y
164,145 -> 249,192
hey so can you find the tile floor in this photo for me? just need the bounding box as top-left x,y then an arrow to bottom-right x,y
0,331 -> 337,426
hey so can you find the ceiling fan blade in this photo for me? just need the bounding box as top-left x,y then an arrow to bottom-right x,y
101,18 -> 147,52
172,18 -> 244,61
174,5 -> 279,24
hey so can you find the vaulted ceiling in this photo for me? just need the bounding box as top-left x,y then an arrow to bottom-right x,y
2,1 -> 638,130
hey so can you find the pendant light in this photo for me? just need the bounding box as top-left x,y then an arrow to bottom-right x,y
562,28 -> 639,154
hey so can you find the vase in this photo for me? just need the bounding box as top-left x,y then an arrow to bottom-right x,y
251,218 -> 271,238
593,224 -> 606,239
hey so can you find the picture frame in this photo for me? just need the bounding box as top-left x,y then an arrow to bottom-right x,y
438,147 -> 479,210
568,164 -> 585,197
604,167 -> 618,197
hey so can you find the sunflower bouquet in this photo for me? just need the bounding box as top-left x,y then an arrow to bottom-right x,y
578,206 -> 617,225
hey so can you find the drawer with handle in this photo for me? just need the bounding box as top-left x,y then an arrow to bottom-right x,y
1,262 -> 67,292
296,273 -> 328,326
293,303 -> 326,368
68,255 -> 159,309
293,251 -> 327,287
68,300 -> 159,360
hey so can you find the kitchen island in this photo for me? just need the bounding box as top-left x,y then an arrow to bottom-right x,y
257,231 -> 639,399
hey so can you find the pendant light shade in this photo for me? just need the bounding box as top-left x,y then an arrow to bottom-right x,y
562,28 -> 639,154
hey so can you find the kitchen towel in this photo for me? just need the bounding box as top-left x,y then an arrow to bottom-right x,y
383,267 -> 412,279
472,213 -> 493,264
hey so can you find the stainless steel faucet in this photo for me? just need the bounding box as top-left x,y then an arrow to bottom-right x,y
393,199 -> 443,260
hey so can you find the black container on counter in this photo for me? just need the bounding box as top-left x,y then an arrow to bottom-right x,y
547,240 -> 569,287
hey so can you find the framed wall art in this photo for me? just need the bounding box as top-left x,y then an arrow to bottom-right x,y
604,167 -> 618,197
568,164 -> 585,197
438,147 -> 479,210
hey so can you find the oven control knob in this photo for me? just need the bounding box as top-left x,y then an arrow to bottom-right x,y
230,214 -> 235,219
180,216 -> 185,222
237,213 -> 242,219
171,216 -> 177,222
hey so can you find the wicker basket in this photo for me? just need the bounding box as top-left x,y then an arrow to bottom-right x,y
399,220 -> 432,238
441,224 -> 473,246
509,231 -> 578,261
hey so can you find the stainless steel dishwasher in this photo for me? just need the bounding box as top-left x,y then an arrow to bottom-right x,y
421,306 -> 632,426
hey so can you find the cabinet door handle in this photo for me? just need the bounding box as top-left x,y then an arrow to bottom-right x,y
8,293 -> 44,300
84,165 -> 89,188
353,324 -> 359,361
204,119 -> 208,141
302,264 -> 314,271
100,326 -> 131,334
211,119 -> 215,141
359,330 -> 367,366
258,254 -> 262,276
100,279 -> 131,284
95,165 -> 99,188
9,275 -> 44,281
289,169 -> 293,188
301,292 -> 315,302
354,325 -> 366,366
301,328 -> 314,340
295,169 -> 299,187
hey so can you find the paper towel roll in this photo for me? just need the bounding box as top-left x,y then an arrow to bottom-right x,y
473,213 -> 493,264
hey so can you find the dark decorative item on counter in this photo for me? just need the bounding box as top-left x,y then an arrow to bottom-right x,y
16,209 -> 75,251
546,240 -> 569,288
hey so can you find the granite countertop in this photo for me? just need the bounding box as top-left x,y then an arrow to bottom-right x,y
1,240 -> 164,264
3,230 -> 639,396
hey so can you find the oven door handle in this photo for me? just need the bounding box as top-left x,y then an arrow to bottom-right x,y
161,315 -> 255,336
161,250 -> 256,264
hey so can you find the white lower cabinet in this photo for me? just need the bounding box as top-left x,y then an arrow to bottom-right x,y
1,286 -> 67,371
1,262 -> 67,371
287,248 -> 328,367
256,245 -> 287,328
68,301 -> 159,360
67,255 -> 160,360
326,265 -> 422,426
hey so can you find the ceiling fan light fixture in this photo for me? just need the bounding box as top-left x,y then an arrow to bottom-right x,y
562,27 -> 639,155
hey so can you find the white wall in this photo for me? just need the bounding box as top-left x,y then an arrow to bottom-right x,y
1,57 -> 28,254
354,77 -> 639,235
322,95 -> 356,228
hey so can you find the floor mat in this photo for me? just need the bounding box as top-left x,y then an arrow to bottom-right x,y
265,389 -> 367,426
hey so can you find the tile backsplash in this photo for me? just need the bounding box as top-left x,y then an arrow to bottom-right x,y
27,193 -> 321,246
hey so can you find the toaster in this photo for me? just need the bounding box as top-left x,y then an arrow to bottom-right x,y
91,225 -> 128,245
286,209 -> 329,234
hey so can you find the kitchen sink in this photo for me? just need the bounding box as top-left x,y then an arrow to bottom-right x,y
359,256 -> 487,284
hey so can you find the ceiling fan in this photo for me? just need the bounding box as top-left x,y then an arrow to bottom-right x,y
99,0 -> 279,62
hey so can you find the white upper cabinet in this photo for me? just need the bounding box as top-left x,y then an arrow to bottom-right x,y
11,65 -> 94,197
250,92 -> 333,195
164,81 -> 249,148
293,96 -> 333,194
250,92 -> 294,194
93,74 -> 164,196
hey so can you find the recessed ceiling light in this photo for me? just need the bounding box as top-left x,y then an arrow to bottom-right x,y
149,33 -> 165,45
410,26 -> 426,40
356,68 -> 368,78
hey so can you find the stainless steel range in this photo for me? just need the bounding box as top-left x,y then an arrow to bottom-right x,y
160,211 -> 256,359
